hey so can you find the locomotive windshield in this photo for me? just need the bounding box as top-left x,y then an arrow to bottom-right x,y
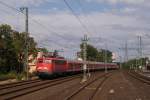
44,59 -> 52,63
38,60 -> 43,63
54,60 -> 66,65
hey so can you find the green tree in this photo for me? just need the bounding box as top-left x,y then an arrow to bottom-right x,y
97,49 -> 112,62
0,24 -> 38,73
12,32 -> 38,72
80,43 -> 113,62
122,57 -> 149,69
38,48 -> 49,53
80,43 -> 98,61
28,36 -> 38,59
0,24 -> 19,72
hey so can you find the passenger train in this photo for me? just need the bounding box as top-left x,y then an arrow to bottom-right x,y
36,57 -> 118,78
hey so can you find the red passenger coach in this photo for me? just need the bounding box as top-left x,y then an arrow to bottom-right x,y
67,60 -> 83,72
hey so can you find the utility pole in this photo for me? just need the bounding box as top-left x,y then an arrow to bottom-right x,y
82,34 -> 88,82
139,36 -> 143,67
135,58 -> 138,71
137,35 -> 142,69
20,7 -> 29,80
118,48 -> 122,69
139,36 -> 142,57
104,43 -> 108,73
119,56 -> 122,69
125,41 -> 128,62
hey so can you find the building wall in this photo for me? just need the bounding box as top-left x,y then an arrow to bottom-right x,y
28,52 -> 43,73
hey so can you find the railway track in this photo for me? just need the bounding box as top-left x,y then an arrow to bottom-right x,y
64,72 -> 112,100
0,74 -> 81,100
128,70 -> 150,85
0,79 -> 41,90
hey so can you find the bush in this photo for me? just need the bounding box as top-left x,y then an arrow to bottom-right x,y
0,71 -> 37,81
0,71 -> 16,81
0,71 -> 26,81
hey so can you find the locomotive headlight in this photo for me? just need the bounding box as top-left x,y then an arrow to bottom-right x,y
37,67 -> 42,69
44,67 -> 48,70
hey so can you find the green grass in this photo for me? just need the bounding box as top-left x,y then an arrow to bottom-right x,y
0,71 -> 37,81
0,71 -> 25,81
0,72 -> 15,81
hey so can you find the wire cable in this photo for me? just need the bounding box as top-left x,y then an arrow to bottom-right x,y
0,1 -> 74,42
0,1 -> 82,52
63,0 -> 90,34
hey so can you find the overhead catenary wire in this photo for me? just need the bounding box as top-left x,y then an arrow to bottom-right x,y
63,0 -> 90,35
0,7 -> 21,28
74,0 -> 120,51
0,1 -> 80,50
75,0 -> 127,53
39,40 -> 78,51
0,1 -> 74,42
75,0 -> 98,35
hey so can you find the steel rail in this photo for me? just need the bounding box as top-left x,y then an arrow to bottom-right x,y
0,75 -> 81,100
64,72 -> 112,100
128,71 -> 150,85
0,79 -> 41,90
88,74 -> 111,100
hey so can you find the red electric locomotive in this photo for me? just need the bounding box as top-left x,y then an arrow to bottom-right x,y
36,57 -> 67,77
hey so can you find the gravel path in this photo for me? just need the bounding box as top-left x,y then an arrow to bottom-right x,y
93,70 -> 150,100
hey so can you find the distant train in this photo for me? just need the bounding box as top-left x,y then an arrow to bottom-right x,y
36,57 -> 118,78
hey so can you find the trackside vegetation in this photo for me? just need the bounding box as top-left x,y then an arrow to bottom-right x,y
0,24 -> 37,80
80,43 -> 113,62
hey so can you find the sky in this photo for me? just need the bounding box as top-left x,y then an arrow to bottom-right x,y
0,0 -> 150,61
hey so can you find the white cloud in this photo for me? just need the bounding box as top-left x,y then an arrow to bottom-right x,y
0,0 -> 150,59
1,0 -> 48,7
107,0 -> 144,4
122,7 -> 136,13
86,0 -> 145,5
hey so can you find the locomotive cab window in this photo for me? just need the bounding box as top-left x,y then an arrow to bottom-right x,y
38,60 -> 43,63
54,60 -> 66,65
44,59 -> 52,63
